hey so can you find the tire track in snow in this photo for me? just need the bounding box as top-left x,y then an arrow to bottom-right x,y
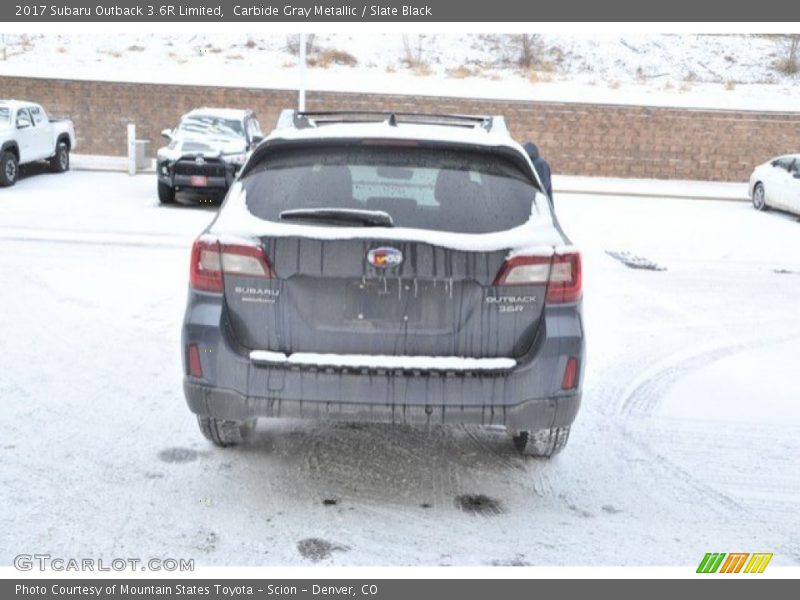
618,330 -> 800,418
291,421 -> 462,521
581,361 -> 745,514
457,425 -> 555,498
459,425 -> 525,473
605,329 -> 800,540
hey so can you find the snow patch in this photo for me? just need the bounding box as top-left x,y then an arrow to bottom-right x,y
249,350 -> 517,371
2,34 -> 800,112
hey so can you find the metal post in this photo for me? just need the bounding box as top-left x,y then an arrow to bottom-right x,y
298,33 -> 306,111
127,124 -> 136,176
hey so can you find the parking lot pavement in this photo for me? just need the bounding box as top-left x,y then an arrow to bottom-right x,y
1,170 -> 799,566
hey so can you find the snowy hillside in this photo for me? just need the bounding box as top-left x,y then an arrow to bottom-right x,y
1,33 -> 799,110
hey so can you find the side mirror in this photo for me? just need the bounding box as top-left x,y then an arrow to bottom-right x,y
250,134 -> 263,148
16,116 -> 31,129
161,128 -> 173,141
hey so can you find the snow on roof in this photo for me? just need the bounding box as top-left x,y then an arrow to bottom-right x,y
183,107 -> 250,120
0,99 -> 37,110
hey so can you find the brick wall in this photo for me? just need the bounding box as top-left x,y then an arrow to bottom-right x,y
3,75 -> 799,182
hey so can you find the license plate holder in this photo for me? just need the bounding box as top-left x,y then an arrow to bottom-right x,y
190,175 -> 208,187
346,280 -> 420,323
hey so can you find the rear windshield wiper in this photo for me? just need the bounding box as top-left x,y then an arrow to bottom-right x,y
279,208 -> 394,227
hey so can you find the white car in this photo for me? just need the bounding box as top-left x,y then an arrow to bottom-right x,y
0,100 -> 77,187
748,154 -> 800,215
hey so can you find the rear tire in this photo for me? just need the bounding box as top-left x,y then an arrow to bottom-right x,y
0,151 -> 18,187
752,182 -> 768,211
158,181 -> 176,204
49,142 -> 70,173
197,415 -> 250,447
512,426 -> 571,458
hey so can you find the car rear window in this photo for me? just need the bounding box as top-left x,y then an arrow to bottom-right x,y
241,145 -> 538,234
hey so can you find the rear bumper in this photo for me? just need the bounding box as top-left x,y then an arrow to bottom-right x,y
182,291 -> 585,431
184,380 -> 580,430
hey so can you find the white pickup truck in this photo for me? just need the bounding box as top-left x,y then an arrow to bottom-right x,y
0,100 -> 76,187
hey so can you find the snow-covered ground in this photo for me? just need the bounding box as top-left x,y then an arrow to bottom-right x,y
1,33 -> 799,111
1,168 -> 799,566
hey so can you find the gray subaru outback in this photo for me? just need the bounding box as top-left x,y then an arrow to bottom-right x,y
181,110 -> 584,457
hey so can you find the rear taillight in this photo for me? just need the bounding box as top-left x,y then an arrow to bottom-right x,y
546,252 -> 582,304
493,250 -> 582,304
189,235 -> 274,292
561,356 -> 579,390
493,255 -> 551,286
187,344 -> 203,378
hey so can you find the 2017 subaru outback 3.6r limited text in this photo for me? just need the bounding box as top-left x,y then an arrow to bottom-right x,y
182,110 -> 584,457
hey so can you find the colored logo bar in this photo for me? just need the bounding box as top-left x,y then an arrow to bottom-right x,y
697,553 -> 773,573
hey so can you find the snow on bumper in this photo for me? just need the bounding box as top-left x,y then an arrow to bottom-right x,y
182,295 -> 584,430
249,350 -> 517,372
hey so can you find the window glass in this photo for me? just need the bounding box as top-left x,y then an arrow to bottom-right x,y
29,106 -> 45,126
242,145 -> 538,234
176,115 -> 244,139
16,108 -> 31,127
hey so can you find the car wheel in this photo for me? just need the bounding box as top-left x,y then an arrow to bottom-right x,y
50,142 -> 70,173
197,415 -> 252,447
752,182 -> 768,211
512,426 -> 571,458
0,151 -> 18,187
158,181 -> 176,204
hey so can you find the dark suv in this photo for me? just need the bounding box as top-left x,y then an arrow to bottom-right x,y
181,111 -> 584,457
156,107 -> 263,204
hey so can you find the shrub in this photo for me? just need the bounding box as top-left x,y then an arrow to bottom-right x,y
774,34 -> 800,75
516,34 -> 542,69
286,34 -> 316,56
401,34 -> 432,70
308,48 -> 358,68
447,65 -> 476,79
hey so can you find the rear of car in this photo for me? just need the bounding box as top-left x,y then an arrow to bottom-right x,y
181,112 -> 584,457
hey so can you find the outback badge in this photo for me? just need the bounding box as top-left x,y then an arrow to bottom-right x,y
367,246 -> 403,268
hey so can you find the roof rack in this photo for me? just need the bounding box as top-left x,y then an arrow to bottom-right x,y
276,109 -> 506,134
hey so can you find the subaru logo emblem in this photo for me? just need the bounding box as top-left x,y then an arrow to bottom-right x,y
195,156 -> 205,165
367,247 -> 403,269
